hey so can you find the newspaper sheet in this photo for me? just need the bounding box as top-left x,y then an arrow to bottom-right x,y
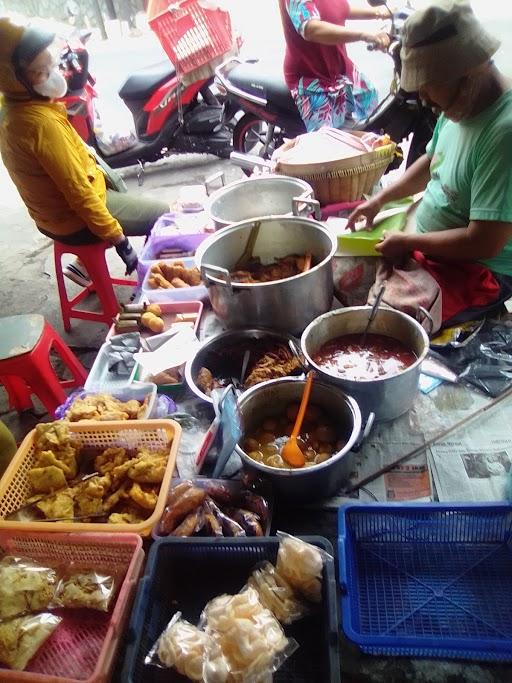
429,398 -> 512,502
359,452 -> 432,502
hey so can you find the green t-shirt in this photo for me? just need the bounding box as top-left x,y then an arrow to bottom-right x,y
415,89 -> 512,276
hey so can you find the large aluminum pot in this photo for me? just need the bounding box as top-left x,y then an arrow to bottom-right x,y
236,377 -> 363,502
208,175 -> 317,230
197,216 -> 337,335
301,307 -> 429,422
185,327 -> 298,404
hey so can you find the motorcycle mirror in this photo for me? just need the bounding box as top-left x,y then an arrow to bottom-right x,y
367,0 -> 387,6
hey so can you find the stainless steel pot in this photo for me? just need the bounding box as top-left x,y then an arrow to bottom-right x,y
301,307 -> 429,422
236,377 -> 364,502
197,216 -> 337,335
185,327 -> 298,404
208,175 -> 318,230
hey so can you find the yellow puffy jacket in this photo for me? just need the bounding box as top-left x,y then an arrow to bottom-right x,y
0,18 -> 123,242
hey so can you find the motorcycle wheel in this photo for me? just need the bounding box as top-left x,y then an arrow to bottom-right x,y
232,113 -> 284,176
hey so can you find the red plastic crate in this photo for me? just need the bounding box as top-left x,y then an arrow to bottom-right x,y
148,0 -> 233,74
0,531 -> 144,682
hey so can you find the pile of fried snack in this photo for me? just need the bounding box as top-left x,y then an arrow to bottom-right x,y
64,393 -> 149,422
0,554 -> 116,670
25,422 -> 168,524
197,343 -> 302,396
158,480 -> 268,537
230,254 -> 309,284
147,260 -> 202,290
147,534 -> 326,681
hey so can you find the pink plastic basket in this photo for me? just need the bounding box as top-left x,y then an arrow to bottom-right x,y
0,531 -> 144,683
148,0 -> 233,75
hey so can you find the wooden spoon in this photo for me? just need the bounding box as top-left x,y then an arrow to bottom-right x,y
281,371 -> 315,467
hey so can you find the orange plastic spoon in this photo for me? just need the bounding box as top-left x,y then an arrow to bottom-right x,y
281,371 -> 315,467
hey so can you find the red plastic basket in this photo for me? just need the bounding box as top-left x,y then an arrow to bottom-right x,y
0,531 -> 144,682
148,0 -> 233,75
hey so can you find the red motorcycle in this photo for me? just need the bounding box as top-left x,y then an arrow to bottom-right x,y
60,29 -> 233,172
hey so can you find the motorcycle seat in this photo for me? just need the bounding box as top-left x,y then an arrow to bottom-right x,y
229,60 -> 296,111
119,60 -> 176,101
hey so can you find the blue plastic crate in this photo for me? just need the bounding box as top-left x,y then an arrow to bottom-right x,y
121,536 -> 341,682
338,503 -> 512,661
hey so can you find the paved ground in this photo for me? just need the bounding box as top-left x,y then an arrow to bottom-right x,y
1,0 -> 511,440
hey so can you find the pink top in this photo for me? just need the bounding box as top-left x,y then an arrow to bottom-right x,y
278,0 -> 355,88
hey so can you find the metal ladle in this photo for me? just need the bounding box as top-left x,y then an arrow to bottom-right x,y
361,283 -> 386,347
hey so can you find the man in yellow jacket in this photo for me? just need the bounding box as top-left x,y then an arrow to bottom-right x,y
0,17 -> 169,282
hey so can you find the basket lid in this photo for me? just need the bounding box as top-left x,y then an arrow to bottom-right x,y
275,129 -> 394,175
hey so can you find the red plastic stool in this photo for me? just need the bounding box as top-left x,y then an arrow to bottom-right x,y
0,314 -> 87,417
54,241 -> 137,331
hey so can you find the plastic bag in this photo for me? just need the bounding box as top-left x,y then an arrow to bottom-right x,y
0,555 -> 58,620
247,562 -> 309,625
0,613 -> 61,670
276,532 -> 330,603
52,569 -> 116,612
145,612 -> 209,680
201,587 -> 297,683
436,322 -> 512,397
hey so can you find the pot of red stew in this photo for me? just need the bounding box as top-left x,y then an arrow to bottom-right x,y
301,306 -> 429,421
236,377 -> 363,502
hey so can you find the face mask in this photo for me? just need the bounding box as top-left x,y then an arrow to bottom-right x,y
33,68 -> 68,99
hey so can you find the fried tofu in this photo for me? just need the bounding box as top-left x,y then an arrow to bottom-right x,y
28,465 -> 67,493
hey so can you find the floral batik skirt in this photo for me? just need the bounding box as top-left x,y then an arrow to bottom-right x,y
291,68 -> 378,132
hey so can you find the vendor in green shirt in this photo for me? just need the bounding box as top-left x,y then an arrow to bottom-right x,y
347,0 -> 512,282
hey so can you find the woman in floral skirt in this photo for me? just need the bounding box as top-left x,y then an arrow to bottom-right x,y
278,0 -> 390,131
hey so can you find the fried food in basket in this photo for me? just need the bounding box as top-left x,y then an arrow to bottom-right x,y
0,613 -> 61,671
28,465 -> 67,494
22,422 -> 171,525
129,482 -> 159,510
0,556 -> 58,620
28,423 -> 79,492
148,261 -> 202,289
35,490 -> 75,520
127,449 -> 167,484
65,393 -> 149,422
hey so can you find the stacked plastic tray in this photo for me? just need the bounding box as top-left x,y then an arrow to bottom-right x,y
338,503 -> 512,661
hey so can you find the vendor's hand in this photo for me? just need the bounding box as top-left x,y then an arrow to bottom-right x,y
115,236 -> 138,275
375,233 -> 412,262
346,196 -> 383,232
364,32 -> 391,52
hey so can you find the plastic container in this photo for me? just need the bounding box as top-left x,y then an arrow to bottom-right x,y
141,257 -> 207,303
338,502 -> 512,661
55,383 -> 158,421
147,0 -> 233,76
120,536 -> 340,683
152,478 -> 273,539
130,301 -> 203,397
85,341 -> 138,392
137,229 -> 209,282
0,420 -> 181,537
0,530 -> 143,683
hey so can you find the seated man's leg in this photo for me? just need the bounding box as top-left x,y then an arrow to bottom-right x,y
106,190 -> 169,237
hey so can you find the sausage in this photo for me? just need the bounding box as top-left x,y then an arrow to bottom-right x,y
159,486 -> 206,534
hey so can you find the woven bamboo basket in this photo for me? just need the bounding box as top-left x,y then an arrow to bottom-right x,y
276,134 -> 396,205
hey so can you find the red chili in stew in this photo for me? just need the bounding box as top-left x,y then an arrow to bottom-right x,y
313,333 -> 417,381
